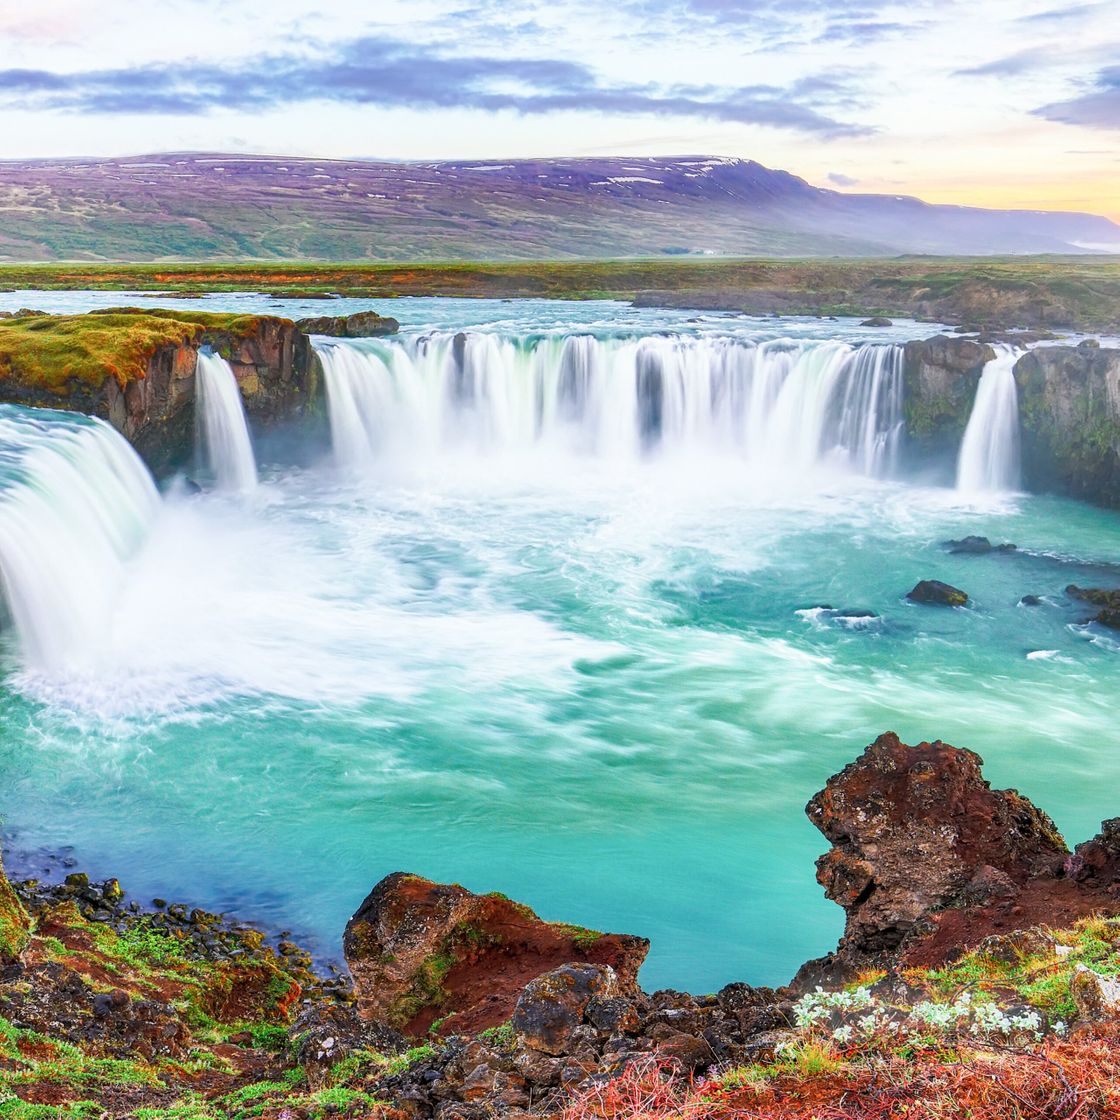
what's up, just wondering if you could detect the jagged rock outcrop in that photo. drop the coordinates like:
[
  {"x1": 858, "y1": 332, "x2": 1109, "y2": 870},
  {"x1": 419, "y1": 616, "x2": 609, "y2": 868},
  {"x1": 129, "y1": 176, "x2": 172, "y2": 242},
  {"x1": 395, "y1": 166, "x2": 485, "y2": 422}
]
[
  {"x1": 296, "y1": 311, "x2": 400, "y2": 337},
  {"x1": 343, "y1": 872, "x2": 649, "y2": 1037},
  {"x1": 902, "y1": 336, "x2": 993, "y2": 458},
  {"x1": 1014, "y1": 345, "x2": 1120, "y2": 506},
  {"x1": 805, "y1": 733, "x2": 1069, "y2": 967}
]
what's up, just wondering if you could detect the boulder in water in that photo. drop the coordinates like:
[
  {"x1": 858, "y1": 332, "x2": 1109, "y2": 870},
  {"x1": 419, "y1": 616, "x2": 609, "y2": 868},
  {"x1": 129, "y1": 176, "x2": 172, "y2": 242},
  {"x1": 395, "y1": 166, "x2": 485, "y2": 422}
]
[
  {"x1": 906, "y1": 579, "x2": 968, "y2": 606},
  {"x1": 1066, "y1": 585, "x2": 1120, "y2": 629},
  {"x1": 1019, "y1": 594, "x2": 1043, "y2": 607},
  {"x1": 343, "y1": 872, "x2": 648, "y2": 1038},
  {"x1": 861, "y1": 317, "x2": 893, "y2": 327},
  {"x1": 296, "y1": 311, "x2": 399, "y2": 337},
  {"x1": 944, "y1": 536, "x2": 1017, "y2": 555}
]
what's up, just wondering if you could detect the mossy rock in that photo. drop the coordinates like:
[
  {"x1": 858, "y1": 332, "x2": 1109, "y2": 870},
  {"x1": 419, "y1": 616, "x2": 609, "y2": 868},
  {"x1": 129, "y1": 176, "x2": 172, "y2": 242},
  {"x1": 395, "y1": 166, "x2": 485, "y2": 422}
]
[{"x1": 0, "y1": 851, "x2": 31, "y2": 964}]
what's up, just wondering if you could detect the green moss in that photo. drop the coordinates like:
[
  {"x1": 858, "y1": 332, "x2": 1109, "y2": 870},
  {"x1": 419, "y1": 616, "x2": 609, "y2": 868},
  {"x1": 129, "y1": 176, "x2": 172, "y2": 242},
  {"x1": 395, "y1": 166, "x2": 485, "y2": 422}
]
[
  {"x1": 246, "y1": 1024, "x2": 289, "y2": 1053},
  {"x1": 382, "y1": 1044, "x2": 436, "y2": 1076},
  {"x1": 478, "y1": 1022, "x2": 515, "y2": 1050},
  {"x1": 904, "y1": 391, "x2": 970, "y2": 442},
  {"x1": 308, "y1": 1086, "x2": 381, "y2": 1118},
  {"x1": 0, "y1": 1099, "x2": 105, "y2": 1119},
  {"x1": 0, "y1": 853, "x2": 30, "y2": 964},
  {"x1": 386, "y1": 951, "x2": 456, "y2": 1028},
  {"x1": 0, "y1": 309, "x2": 282, "y2": 400},
  {"x1": 0, "y1": 313, "x2": 201, "y2": 395},
  {"x1": 918, "y1": 916, "x2": 1120, "y2": 1022},
  {"x1": 553, "y1": 922, "x2": 604, "y2": 949}
]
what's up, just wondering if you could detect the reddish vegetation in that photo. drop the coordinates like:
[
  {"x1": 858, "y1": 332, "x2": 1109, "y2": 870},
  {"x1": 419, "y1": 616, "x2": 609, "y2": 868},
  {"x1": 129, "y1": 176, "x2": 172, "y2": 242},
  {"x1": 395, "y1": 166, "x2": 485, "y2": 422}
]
[{"x1": 559, "y1": 1031, "x2": 1120, "y2": 1120}]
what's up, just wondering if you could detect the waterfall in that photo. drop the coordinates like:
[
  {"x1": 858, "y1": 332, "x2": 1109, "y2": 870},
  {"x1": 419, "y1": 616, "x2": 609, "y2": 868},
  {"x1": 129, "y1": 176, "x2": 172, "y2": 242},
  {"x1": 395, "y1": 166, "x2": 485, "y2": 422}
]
[
  {"x1": 957, "y1": 347, "x2": 1022, "y2": 493},
  {"x1": 195, "y1": 352, "x2": 258, "y2": 492},
  {"x1": 0, "y1": 406, "x2": 160, "y2": 670},
  {"x1": 315, "y1": 333, "x2": 906, "y2": 478}
]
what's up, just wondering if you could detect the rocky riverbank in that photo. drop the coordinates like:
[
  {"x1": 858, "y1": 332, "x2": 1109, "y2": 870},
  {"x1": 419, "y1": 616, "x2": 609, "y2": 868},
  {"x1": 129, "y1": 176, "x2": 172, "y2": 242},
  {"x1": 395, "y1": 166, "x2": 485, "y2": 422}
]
[{"x1": 2, "y1": 734, "x2": 1119, "y2": 1118}]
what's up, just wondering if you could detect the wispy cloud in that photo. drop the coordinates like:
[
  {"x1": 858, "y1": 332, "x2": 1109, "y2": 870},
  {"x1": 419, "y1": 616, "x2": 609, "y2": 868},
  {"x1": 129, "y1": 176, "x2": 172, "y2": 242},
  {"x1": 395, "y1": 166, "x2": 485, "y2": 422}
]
[
  {"x1": 1034, "y1": 66, "x2": 1120, "y2": 130},
  {"x1": 0, "y1": 37, "x2": 870, "y2": 136},
  {"x1": 815, "y1": 20, "x2": 913, "y2": 45},
  {"x1": 1018, "y1": 3, "x2": 1105, "y2": 23},
  {"x1": 827, "y1": 171, "x2": 859, "y2": 186},
  {"x1": 956, "y1": 47, "x2": 1050, "y2": 77}
]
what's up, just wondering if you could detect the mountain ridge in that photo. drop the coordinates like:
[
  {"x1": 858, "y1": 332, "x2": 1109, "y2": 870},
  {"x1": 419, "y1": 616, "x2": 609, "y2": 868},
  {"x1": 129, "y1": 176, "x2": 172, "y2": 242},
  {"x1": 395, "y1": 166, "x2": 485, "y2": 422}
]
[{"x1": 0, "y1": 152, "x2": 1116, "y2": 261}]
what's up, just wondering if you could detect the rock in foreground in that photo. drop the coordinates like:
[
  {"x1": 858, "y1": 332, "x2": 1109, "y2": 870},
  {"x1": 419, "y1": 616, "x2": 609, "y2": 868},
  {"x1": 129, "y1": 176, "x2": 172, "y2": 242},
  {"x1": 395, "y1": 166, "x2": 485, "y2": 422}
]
[
  {"x1": 807, "y1": 732, "x2": 1069, "y2": 969},
  {"x1": 343, "y1": 872, "x2": 649, "y2": 1037}
]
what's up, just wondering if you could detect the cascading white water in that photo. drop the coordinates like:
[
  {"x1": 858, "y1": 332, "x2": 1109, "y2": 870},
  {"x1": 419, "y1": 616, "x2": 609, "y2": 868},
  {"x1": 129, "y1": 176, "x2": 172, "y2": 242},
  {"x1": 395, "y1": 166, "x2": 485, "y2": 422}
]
[
  {"x1": 195, "y1": 352, "x2": 258, "y2": 492},
  {"x1": 315, "y1": 333, "x2": 906, "y2": 479},
  {"x1": 957, "y1": 347, "x2": 1022, "y2": 493},
  {"x1": 0, "y1": 406, "x2": 160, "y2": 670}
]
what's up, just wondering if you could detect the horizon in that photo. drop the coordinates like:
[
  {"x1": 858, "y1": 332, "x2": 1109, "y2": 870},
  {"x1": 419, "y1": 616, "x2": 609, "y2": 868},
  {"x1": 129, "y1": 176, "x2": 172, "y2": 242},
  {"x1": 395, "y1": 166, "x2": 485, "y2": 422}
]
[
  {"x1": 5, "y1": 148, "x2": 1119, "y2": 230},
  {"x1": 0, "y1": 0, "x2": 1116, "y2": 222}
]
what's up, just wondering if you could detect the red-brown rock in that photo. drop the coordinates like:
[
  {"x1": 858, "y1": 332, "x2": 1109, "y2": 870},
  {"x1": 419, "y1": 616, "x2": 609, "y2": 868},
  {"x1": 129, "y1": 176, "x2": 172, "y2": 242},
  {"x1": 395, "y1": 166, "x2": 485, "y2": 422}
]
[
  {"x1": 1071, "y1": 819, "x2": 1120, "y2": 888},
  {"x1": 806, "y1": 732, "x2": 1068, "y2": 959},
  {"x1": 343, "y1": 873, "x2": 649, "y2": 1038}
]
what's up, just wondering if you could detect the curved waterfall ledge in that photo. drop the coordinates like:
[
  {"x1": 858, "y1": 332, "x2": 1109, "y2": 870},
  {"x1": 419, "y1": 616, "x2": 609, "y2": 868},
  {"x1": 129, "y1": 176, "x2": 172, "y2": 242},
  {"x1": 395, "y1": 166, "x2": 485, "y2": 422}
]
[
  {"x1": 0, "y1": 406, "x2": 159, "y2": 670},
  {"x1": 315, "y1": 333, "x2": 907, "y2": 479},
  {"x1": 0, "y1": 307, "x2": 1118, "y2": 506}
]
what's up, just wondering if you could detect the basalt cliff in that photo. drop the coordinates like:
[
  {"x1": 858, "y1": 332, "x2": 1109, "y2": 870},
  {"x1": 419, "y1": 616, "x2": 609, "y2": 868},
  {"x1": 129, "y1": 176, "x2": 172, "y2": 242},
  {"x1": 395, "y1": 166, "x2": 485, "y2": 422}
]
[
  {"x1": 0, "y1": 309, "x2": 397, "y2": 473},
  {"x1": 1, "y1": 734, "x2": 1119, "y2": 1118}
]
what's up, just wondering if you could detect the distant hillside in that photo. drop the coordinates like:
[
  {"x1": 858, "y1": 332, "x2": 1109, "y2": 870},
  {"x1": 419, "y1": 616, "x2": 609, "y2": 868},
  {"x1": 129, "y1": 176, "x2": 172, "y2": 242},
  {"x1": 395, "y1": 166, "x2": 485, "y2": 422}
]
[{"x1": 0, "y1": 153, "x2": 1116, "y2": 261}]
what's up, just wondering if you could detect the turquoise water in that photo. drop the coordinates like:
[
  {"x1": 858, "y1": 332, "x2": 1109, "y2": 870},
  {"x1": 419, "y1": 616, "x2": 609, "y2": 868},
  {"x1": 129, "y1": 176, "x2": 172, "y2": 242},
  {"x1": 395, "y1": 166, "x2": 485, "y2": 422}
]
[{"x1": 1, "y1": 297, "x2": 1119, "y2": 992}]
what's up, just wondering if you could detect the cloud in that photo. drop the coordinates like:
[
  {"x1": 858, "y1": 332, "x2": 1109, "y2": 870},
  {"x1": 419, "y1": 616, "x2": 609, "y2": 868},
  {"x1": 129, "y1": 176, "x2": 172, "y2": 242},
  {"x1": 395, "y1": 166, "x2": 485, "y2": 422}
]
[
  {"x1": 827, "y1": 171, "x2": 859, "y2": 186},
  {"x1": 1018, "y1": 3, "x2": 1105, "y2": 23},
  {"x1": 956, "y1": 42, "x2": 1120, "y2": 79},
  {"x1": 815, "y1": 20, "x2": 912, "y2": 44},
  {"x1": 955, "y1": 47, "x2": 1050, "y2": 77},
  {"x1": 0, "y1": 37, "x2": 870, "y2": 136},
  {"x1": 1034, "y1": 66, "x2": 1120, "y2": 130}
]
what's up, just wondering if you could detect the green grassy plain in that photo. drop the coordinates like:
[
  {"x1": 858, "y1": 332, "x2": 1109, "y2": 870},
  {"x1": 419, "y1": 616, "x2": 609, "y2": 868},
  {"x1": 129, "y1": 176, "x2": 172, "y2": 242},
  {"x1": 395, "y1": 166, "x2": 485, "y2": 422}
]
[{"x1": 3, "y1": 257, "x2": 1117, "y2": 331}]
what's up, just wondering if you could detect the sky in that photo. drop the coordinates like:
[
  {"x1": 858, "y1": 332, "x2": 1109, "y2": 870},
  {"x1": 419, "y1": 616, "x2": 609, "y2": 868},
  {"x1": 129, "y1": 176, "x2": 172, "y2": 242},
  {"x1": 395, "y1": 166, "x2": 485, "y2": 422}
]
[{"x1": 0, "y1": 0, "x2": 1116, "y2": 219}]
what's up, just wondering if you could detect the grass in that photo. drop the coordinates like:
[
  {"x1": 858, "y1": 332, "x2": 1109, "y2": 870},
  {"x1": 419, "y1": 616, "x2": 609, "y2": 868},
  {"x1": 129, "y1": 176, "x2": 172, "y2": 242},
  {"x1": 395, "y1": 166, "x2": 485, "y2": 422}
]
[
  {"x1": 0, "y1": 310, "x2": 277, "y2": 396},
  {"x1": 4, "y1": 848, "x2": 1120, "y2": 1120},
  {"x1": 919, "y1": 914, "x2": 1120, "y2": 1021},
  {"x1": 0, "y1": 853, "x2": 30, "y2": 963},
  {"x1": 0, "y1": 257, "x2": 1118, "y2": 329}
]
